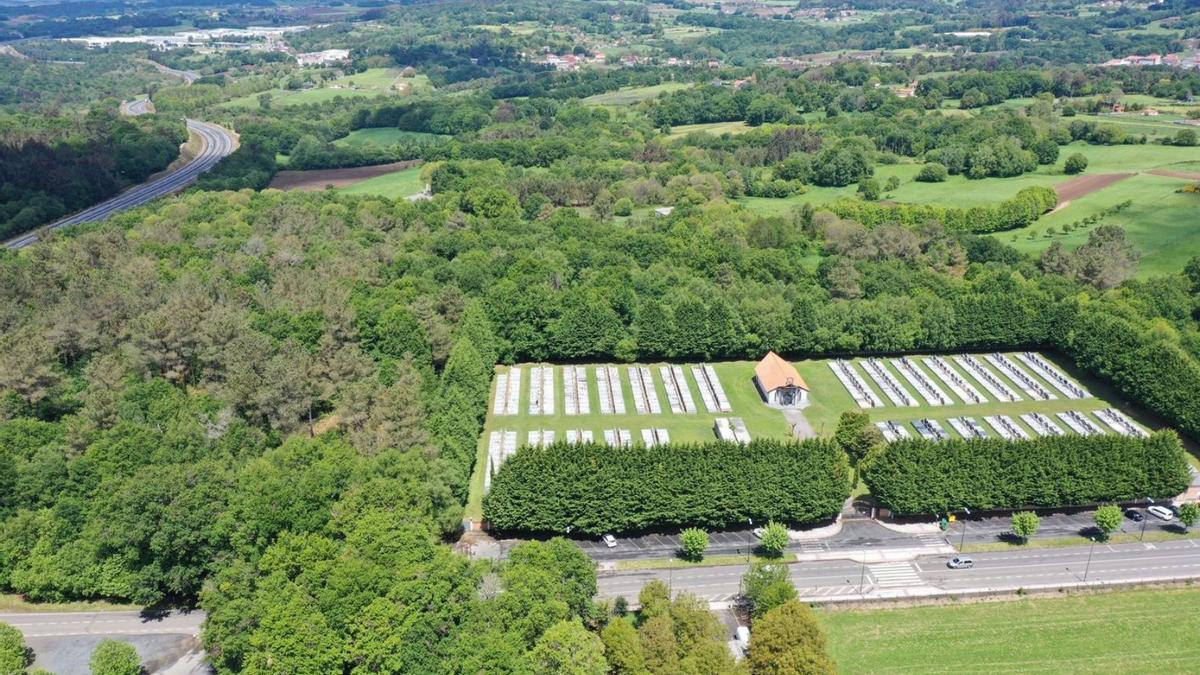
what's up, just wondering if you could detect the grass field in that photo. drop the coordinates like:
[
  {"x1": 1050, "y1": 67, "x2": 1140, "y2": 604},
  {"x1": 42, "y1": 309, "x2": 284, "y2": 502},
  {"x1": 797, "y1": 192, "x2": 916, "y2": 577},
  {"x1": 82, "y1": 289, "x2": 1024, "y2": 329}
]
[
  {"x1": 820, "y1": 587, "x2": 1200, "y2": 674},
  {"x1": 735, "y1": 141, "x2": 1200, "y2": 276},
  {"x1": 997, "y1": 174, "x2": 1200, "y2": 278},
  {"x1": 220, "y1": 68, "x2": 430, "y2": 109},
  {"x1": 667, "y1": 120, "x2": 752, "y2": 137},
  {"x1": 336, "y1": 166, "x2": 424, "y2": 199},
  {"x1": 583, "y1": 82, "x2": 691, "y2": 106},
  {"x1": 332, "y1": 127, "x2": 447, "y2": 148}
]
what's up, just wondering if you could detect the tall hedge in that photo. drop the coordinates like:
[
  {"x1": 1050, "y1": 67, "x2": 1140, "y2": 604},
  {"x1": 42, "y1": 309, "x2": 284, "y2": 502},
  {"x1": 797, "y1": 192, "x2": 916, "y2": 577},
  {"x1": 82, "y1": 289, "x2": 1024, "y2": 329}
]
[
  {"x1": 484, "y1": 439, "x2": 852, "y2": 534},
  {"x1": 1057, "y1": 308, "x2": 1200, "y2": 440},
  {"x1": 862, "y1": 432, "x2": 1192, "y2": 515}
]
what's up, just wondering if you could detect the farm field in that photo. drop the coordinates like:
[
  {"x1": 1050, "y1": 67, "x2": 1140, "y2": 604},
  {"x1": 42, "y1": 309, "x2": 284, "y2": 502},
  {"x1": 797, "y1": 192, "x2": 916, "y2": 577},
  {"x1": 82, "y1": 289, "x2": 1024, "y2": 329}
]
[
  {"x1": 667, "y1": 120, "x2": 752, "y2": 137},
  {"x1": 220, "y1": 68, "x2": 430, "y2": 109},
  {"x1": 337, "y1": 166, "x2": 425, "y2": 199},
  {"x1": 332, "y1": 127, "x2": 447, "y2": 148},
  {"x1": 582, "y1": 82, "x2": 691, "y2": 106},
  {"x1": 820, "y1": 587, "x2": 1200, "y2": 674}
]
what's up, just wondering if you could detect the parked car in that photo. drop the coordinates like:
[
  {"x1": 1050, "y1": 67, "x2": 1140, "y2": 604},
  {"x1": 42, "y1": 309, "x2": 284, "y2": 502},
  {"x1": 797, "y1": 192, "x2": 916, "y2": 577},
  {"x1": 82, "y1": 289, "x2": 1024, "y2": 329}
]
[
  {"x1": 735, "y1": 626, "x2": 751, "y2": 651},
  {"x1": 947, "y1": 556, "x2": 974, "y2": 569},
  {"x1": 1125, "y1": 508, "x2": 1144, "y2": 522},
  {"x1": 751, "y1": 527, "x2": 765, "y2": 539},
  {"x1": 1147, "y1": 505, "x2": 1174, "y2": 521},
  {"x1": 602, "y1": 534, "x2": 618, "y2": 548}
]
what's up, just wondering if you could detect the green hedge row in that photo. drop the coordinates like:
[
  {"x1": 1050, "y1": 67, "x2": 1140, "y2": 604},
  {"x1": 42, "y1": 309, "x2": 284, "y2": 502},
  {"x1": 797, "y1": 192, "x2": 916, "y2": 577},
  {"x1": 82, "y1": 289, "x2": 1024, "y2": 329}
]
[
  {"x1": 1057, "y1": 308, "x2": 1200, "y2": 441},
  {"x1": 483, "y1": 439, "x2": 852, "y2": 534},
  {"x1": 862, "y1": 432, "x2": 1192, "y2": 515},
  {"x1": 827, "y1": 186, "x2": 1057, "y2": 234}
]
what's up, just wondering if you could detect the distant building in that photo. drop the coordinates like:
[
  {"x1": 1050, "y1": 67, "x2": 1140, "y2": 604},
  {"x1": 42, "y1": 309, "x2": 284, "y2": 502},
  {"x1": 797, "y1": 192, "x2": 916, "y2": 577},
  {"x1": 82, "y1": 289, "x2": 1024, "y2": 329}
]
[
  {"x1": 754, "y1": 351, "x2": 808, "y2": 408},
  {"x1": 653, "y1": 206, "x2": 674, "y2": 217},
  {"x1": 296, "y1": 49, "x2": 350, "y2": 67}
]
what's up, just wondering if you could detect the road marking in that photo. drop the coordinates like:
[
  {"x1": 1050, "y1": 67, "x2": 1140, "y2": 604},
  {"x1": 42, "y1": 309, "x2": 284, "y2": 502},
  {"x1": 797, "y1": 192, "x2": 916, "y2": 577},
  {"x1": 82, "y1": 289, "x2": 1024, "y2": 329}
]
[{"x1": 869, "y1": 562, "x2": 923, "y2": 588}]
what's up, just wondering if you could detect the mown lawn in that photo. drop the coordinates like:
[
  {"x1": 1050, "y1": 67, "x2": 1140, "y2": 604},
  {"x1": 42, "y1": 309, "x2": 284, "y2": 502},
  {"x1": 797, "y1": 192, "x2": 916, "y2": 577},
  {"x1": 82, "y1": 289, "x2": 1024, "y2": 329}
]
[
  {"x1": 820, "y1": 587, "x2": 1200, "y2": 674},
  {"x1": 337, "y1": 166, "x2": 425, "y2": 199}
]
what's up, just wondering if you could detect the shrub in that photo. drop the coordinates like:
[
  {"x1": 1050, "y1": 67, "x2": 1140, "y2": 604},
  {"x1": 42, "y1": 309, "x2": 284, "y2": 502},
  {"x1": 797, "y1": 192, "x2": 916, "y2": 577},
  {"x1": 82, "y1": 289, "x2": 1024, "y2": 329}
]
[
  {"x1": 1011, "y1": 511, "x2": 1040, "y2": 542},
  {"x1": 0, "y1": 623, "x2": 31, "y2": 674},
  {"x1": 1094, "y1": 504, "x2": 1122, "y2": 539},
  {"x1": 485, "y1": 439, "x2": 852, "y2": 534},
  {"x1": 91, "y1": 640, "x2": 142, "y2": 675},
  {"x1": 862, "y1": 432, "x2": 1191, "y2": 515},
  {"x1": 1064, "y1": 153, "x2": 1088, "y2": 175},
  {"x1": 916, "y1": 162, "x2": 948, "y2": 182},
  {"x1": 613, "y1": 197, "x2": 634, "y2": 217},
  {"x1": 758, "y1": 521, "x2": 790, "y2": 557},
  {"x1": 680, "y1": 528, "x2": 709, "y2": 561}
]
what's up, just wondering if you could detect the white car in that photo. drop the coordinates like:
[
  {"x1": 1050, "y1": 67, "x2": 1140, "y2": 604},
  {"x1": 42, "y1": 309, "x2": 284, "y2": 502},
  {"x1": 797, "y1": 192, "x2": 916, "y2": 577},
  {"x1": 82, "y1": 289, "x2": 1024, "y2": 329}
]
[
  {"x1": 602, "y1": 534, "x2": 618, "y2": 548},
  {"x1": 1147, "y1": 505, "x2": 1174, "y2": 521},
  {"x1": 751, "y1": 527, "x2": 765, "y2": 539}
]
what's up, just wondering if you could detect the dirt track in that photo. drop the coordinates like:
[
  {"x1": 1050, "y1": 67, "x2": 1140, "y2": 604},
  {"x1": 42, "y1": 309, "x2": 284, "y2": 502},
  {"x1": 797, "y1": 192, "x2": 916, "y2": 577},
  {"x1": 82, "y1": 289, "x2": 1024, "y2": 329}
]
[
  {"x1": 1147, "y1": 168, "x2": 1200, "y2": 181},
  {"x1": 1053, "y1": 172, "x2": 1135, "y2": 202},
  {"x1": 269, "y1": 160, "x2": 421, "y2": 191}
]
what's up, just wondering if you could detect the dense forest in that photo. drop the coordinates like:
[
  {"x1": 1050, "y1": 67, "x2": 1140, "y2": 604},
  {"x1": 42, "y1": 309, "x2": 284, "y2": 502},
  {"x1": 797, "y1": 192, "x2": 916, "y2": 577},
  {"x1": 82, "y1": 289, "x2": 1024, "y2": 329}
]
[{"x1": 0, "y1": 109, "x2": 185, "y2": 238}]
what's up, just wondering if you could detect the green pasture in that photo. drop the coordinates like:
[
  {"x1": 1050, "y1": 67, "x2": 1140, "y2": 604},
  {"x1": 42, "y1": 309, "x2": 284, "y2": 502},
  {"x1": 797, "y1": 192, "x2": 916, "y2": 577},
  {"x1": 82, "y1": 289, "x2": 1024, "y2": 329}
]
[
  {"x1": 337, "y1": 166, "x2": 425, "y2": 199},
  {"x1": 661, "y1": 25, "x2": 722, "y2": 41},
  {"x1": 220, "y1": 68, "x2": 430, "y2": 109},
  {"x1": 583, "y1": 82, "x2": 692, "y2": 106},
  {"x1": 820, "y1": 587, "x2": 1200, "y2": 674},
  {"x1": 332, "y1": 127, "x2": 447, "y2": 148}
]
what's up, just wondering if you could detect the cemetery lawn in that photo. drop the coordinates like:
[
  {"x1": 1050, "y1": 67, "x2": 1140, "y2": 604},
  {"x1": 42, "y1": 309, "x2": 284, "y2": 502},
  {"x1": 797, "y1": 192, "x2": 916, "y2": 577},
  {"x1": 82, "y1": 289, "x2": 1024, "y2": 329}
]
[
  {"x1": 466, "y1": 360, "x2": 795, "y2": 520},
  {"x1": 819, "y1": 587, "x2": 1200, "y2": 674},
  {"x1": 796, "y1": 352, "x2": 1149, "y2": 440}
]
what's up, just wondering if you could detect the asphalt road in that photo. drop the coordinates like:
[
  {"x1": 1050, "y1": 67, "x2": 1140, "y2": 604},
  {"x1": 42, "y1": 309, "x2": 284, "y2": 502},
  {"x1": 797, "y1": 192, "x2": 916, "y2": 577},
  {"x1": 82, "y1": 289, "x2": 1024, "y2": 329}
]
[
  {"x1": 122, "y1": 97, "x2": 156, "y2": 116},
  {"x1": 0, "y1": 610, "x2": 204, "y2": 638},
  {"x1": 598, "y1": 538, "x2": 1200, "y2": 603},
  {"x1": 4, "y1": 119, "x2": 236, "y2": 250}
]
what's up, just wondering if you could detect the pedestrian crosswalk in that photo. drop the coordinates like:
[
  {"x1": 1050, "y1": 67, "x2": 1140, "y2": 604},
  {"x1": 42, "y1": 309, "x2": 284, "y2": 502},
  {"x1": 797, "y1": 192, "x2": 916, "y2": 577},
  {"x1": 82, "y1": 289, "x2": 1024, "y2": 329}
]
[
  {"x1": 869, "y1": 562, "x2": 923, "y2": 588},
  {"x1": 917, "y1": 533, "x2": 946, "y2": 547}
]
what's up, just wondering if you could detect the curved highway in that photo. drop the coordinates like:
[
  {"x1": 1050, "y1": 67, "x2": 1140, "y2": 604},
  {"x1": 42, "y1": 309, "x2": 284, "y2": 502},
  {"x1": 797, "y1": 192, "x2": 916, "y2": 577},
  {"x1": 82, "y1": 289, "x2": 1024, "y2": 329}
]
[{"x1": 5, "y1": 119, "x2": 237, "y2": 249}]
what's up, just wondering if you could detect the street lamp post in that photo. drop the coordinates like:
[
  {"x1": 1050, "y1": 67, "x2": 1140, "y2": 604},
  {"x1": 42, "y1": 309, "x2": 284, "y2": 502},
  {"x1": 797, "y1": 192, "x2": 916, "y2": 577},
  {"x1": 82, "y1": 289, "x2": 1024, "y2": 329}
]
[
  {"x1": 1083, "y1": 536, "x2": 1097, "y2": 582},
  {"x1": 1140, "y1": 498, "x2": 1153, "y2": 542},
  {"x1": 958, "y1": 508, "x2": 971, "y2": 551},
  {"x1": 858, "y1": 557, "x2": 867, "y2": 595}
]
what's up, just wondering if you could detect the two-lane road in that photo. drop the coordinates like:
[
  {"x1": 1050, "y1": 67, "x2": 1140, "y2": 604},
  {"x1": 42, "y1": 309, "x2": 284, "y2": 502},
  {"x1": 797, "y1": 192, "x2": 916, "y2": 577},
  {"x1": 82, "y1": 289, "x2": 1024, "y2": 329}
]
[
  {"x1": 0, "y1": 610, "x2": 204, "y2": 638},
  {"x1": 4, "y1": 119, "x2": 237, "y2": 249},
  {"x1": 598, "y1": 539, "x2": 1200, "y2": 603}
]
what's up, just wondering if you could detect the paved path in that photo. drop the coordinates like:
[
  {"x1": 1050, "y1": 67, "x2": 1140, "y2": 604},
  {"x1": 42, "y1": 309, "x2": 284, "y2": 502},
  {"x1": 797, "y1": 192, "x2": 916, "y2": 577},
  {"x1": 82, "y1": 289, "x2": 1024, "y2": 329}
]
[
  {"x1": 4, "y1": 119, "x2": 236, "y2": 249},
  {"x1": 598, "y1": 538, "x2": 1200, "y2": 604}
]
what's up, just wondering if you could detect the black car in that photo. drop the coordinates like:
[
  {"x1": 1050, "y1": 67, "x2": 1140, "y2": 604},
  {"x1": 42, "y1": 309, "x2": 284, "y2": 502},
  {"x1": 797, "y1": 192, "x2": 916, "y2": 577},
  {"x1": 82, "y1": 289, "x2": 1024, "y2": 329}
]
[{"x1": 1125, "y1": 508, "x2": 1144, "y2": 522}]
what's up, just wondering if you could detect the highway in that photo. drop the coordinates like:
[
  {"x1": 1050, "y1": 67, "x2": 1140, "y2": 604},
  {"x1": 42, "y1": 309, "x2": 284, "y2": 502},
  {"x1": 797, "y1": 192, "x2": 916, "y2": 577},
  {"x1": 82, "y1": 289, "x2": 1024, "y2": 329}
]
[
  {"x1": 0, "y1": 610, "x2": 204, "y2": 638},
  {"x1": 598, "y1": 538, "x2": 1200, "y2": 604},
  {"x1": 121, "y1": 97, "x2": 156, "y2": 116},
  {"x1": 4, "y1": 119, "x2": 236, "y2": 250}
]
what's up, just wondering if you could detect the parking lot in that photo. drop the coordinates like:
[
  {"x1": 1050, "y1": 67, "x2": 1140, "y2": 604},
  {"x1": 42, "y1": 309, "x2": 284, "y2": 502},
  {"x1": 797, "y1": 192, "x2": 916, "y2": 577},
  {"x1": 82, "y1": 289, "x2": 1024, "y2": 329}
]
[{"x1": 951, "y1": 506, "x2": 1188, "y2": 546}]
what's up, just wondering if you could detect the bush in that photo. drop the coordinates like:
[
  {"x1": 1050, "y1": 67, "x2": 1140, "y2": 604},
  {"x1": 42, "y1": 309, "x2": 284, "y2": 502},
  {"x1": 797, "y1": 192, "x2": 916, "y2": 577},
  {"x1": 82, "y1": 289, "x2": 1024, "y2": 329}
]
[
  {"x1": 90, "y1": 640, "x2": 142, "y2": 675},
  {"x1": 680, "y1": 527, "x2": 709, "y2": 561},
  {"x1": 485, "y1": 439, "x2": 852, "y2": 534},
  {"x1": 1094, "y1": 504, "x2": 1122, "y2": 539},
  {"x1": 613, "y1": 197, "x2": 634, "y2": 217},
  {"x1": 857, "y1": 177, "x2": 881, "y2": 201},
  {"x1": 862, "y1": 432, "x2": 1191, "y2": 515},
  {"x1": 742, "y1": 562, "x2": 797, "y2": 618},
  {"x1": 0, "y1": 622, "x2": 31, "y2": 674},
  {"x1": 1064, "y1": 153, "x2": 1088, "y2": 175},
  {"x1": 1010, "y1": 511, "x2": 1040, "y2": 542},
  {"x1": 916, "y1": 162, "x2": 945, "y2": 182},
  {"x1": 759, "y1": 521, "x2": 790, "y2": 557}
]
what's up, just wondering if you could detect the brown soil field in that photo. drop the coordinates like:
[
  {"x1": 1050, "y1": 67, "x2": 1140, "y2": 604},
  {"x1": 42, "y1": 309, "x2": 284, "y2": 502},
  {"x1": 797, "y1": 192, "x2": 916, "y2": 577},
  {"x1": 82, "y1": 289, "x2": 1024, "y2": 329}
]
[
  {"x1": 269, "y1": 160, "x2": 421, "y2": 191},
  {"x1": 1053, "y1": 172, "x2": 1135, "y2": 202}
]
